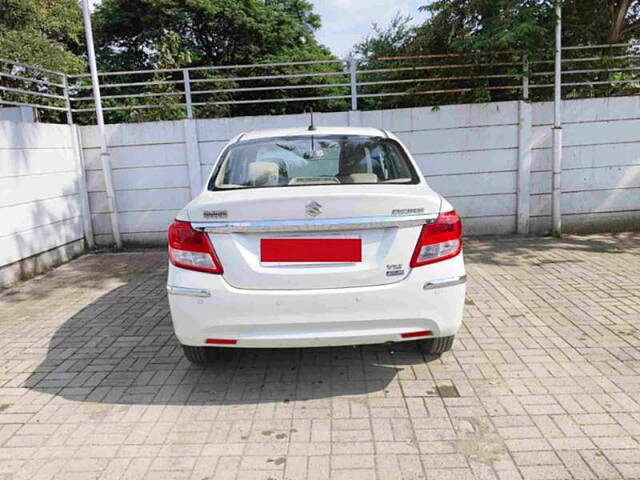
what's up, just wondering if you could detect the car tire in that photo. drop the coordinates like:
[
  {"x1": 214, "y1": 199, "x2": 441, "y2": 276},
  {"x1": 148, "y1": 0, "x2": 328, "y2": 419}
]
[
  {"x1": 417, "y1": 336, "x2": 454, "y2": 355},
  {"x1": 182, "y1": 345, "x2": 214, "y2": 364}
]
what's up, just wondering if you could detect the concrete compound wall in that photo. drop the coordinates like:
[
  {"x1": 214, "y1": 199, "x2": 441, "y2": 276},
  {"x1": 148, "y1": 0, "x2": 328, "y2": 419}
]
[
  {"x1": 0, "y1": 121, "x2": 92, "y2": 287},
  {"x1": 530, "y1": 97, "x2": 640, "y2": 233},
  {"x1": 1, "y1": 94, "x2": 637, "y2": 264},
  {"x1": 78, "y1": 95, "x2": 640, "y2": 245}
]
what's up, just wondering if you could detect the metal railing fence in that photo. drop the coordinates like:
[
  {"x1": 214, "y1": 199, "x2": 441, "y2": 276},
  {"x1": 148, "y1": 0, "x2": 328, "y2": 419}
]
[
  {"x1": 0, "y1": 43, "x2": 638, "y2": 124},
  {"x1": 0, "y1": 58, "x2": 73, "y2": 122}
]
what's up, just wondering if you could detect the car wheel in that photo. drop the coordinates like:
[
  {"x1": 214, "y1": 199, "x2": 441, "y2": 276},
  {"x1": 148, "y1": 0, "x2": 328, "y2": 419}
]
[
  {"x1": 417, "y1": 336, "x2": 454, "y2": 355},
  {"x1": 182, "y1": 345, "x2": 216, "y2": 364}
]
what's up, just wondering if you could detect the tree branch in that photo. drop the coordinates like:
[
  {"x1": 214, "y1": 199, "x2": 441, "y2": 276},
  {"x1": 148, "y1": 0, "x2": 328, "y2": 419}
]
[
  {"x1": 608, "y1": 0, "x2": 632, "y2": 44},
  {"x1": 620, "y1": 16, "x2": 640, "y2": 34}
]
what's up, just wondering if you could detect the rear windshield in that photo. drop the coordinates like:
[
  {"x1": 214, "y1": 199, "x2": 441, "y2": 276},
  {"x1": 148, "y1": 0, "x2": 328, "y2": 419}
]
[{"x1": 209, "y1": 135, "x2": 420, "y2": 190}]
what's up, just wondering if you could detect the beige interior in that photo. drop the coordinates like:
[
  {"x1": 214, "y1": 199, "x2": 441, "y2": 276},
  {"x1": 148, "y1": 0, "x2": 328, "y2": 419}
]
[
  {"x1": 342, "y1": 173, "x2": 379, "y2": 184},
  {"x1": 248, "y1": 161, "x2": 280, "y2": 186}
]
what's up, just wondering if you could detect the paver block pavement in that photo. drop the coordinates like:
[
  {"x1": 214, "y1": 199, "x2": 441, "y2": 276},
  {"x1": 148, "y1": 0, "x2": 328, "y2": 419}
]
[{"x1": 0, "y1": 234, "x2": 639, "y2": 479}]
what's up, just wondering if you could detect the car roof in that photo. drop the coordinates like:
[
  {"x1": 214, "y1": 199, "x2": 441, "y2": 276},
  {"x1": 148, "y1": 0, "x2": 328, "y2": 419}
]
[{"x1": 235, "y1": 126, "x2": 392, "y2": 142}]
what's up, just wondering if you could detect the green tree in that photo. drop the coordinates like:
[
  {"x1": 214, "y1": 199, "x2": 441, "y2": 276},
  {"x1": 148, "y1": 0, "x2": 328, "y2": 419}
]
[
  {"x1": 90, "y1": 0, "x2": 339, "y2": 119},
  {"x1": 412, "y1": 1, "x2": 555, "y2": 55},
  {"x1": 353, "y1": 1, "x2": 640, "y2": 109},
  {"x1": 93, "y1": 0, "x2": 328, "y2": 70},
  {"x1": 352, "y1": 14, "x2": 419, "y2": 110},
  {"x1": 0, "y1": 0, "x2": 85, "y2": 73},
  {"x1": 354, "y1": 13, "x2": 415, "y2": 60},
  {"x1": 413, "y1": 1, "x2": 640, "y2": 101},
  {"x1": 0, "y1": 0, "x2": 85, "y2": 122},
  {"x1": 606, "y1": 0, "x2": 640, "y2": 43},
  {"x1": 415, "y1": 1, "x2": 640, "y2": 55}
]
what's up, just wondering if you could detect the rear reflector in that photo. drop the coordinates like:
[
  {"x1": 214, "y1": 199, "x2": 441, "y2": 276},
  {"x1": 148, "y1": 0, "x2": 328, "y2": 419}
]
[
  {"x1": 205, "y1": 338, "x2": 237, "y2": 345},
  {"x1": 261, "y1": 238, "x2": 362, "y2": 263},
  {"x1": 401, "y1": 330, "x2": 433, "y2": 339}
]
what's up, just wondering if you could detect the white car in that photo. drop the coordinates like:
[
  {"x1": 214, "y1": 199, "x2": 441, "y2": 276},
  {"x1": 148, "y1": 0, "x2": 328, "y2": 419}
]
[{"x1": 167, "y1": 126, "x2": 466, "y2": 364}]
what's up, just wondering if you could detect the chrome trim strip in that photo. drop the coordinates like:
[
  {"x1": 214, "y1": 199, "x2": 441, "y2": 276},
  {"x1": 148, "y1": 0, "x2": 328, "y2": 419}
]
[
  {"x1": 423, "y1": 274, "x2": 467, "y2": 290},
  {"x1": 193, "y1": 214, "x2": 437, "y2": 233},
  {"x1": 167, "y1": 285, "x2": 211, "y2": 297}
]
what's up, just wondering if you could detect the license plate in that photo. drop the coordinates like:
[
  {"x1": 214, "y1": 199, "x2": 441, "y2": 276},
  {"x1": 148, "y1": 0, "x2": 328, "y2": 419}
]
[{"x1": 260, "y1": 238, "x2": 362, "y2": 263}]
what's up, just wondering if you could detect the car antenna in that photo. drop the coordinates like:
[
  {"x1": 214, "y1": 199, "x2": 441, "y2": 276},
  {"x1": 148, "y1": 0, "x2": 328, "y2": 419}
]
[{"x1": 307, "y1": 107, "x2": 316, "y2": 131}]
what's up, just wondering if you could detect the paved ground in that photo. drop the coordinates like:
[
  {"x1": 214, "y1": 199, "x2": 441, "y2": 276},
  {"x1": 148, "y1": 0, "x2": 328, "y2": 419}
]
[{"x1": 0, "y1": 234, "x2": 639, "y2": 480}]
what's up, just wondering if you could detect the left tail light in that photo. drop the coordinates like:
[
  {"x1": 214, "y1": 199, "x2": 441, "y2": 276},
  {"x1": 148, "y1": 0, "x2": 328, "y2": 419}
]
[
  {"x1": 168, "y1": 220, "x2": 223, "y2": 274},
  {"x1": 410, "y1": 210, "x2": 462, "y2": 267}
]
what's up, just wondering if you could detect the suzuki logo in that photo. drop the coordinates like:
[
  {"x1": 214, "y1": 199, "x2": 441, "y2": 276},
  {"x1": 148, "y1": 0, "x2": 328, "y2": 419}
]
[{"x1": 305, "y1": 201, "x2": 322, "y2": 217}]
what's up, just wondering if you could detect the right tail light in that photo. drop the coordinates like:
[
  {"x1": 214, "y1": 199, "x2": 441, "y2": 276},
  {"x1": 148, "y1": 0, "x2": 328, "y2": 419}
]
[{"x1": 410, "y1": 210, "x2": 462, "y2": 267}]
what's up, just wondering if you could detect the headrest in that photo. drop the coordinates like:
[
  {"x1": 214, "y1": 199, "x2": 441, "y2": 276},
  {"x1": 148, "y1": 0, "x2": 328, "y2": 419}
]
[{"x1": 248, "y1": 161, "x2": 280, "y2": 186}]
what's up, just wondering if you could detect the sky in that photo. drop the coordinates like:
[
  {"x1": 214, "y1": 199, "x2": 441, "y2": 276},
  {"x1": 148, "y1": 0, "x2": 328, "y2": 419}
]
[
  {"x1": 310, "y1": 0, "x2": 429, "y2": 57},
  {"x1": 89, "y1": 0, "x2": 429, "y2": 58}
]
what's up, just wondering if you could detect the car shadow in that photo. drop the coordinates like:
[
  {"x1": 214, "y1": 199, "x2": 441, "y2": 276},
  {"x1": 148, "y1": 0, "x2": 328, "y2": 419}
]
[
  {"x1": 21, "y1": 258, "x2": 440, "y2": 406},
  {"x1": 463, "y1": 232, "x2": 637, "y2": 267}
]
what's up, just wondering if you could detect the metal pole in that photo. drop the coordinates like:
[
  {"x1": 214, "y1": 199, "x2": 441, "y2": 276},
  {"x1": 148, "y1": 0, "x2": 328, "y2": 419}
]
[
  {"x1": 349, "y1": 56, "x2": 358, "y2": 111},
  {"x1": 522, "y1": 53, "x2": 529, "y2": 101},
  {"x1": 552, "y1": 1, "x2": 562, "y2": 237},
  {"x1": 62, "y1": 74, "x2": 73, "y2": 124},
  {"x1": 71, "y1": 124, "x2": 95, "y2": 249},
  {"x1": 81, "y1": 0, "x2": 122, "y2": 248},
  {"x1": 183, "y1": 69, "x2": 193, "y2": 119}
]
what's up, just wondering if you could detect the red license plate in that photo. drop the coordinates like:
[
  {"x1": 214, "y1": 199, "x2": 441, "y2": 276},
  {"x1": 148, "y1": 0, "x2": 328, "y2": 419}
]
[{"x1": 260, "y1": 238, "x2": 362, "y2": 263}]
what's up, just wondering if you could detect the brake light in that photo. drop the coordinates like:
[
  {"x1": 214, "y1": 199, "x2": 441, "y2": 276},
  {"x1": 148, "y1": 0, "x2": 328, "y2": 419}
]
[
  {"x1": 168, "y1": 220, "x2": 223, "y2": 274},
  {"x1": 410, "y1": 210, "x2": 462, "y2": 267}
]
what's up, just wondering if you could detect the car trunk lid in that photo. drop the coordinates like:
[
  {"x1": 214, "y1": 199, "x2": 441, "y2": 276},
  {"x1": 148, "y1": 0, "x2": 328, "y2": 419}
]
[{"x1": 187, "y1": 185, "x2": 441, "y2": 290}]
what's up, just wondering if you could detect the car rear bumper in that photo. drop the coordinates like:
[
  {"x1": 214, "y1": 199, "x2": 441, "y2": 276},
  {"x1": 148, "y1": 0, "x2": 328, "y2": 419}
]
[{"x1": 167, "y1": 255, "x2": 466, "y2": 348}]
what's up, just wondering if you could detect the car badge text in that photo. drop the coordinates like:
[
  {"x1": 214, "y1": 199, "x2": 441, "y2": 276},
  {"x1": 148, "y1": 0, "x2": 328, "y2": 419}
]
[
  {"x1": 203, "y1": 209, "x2": 228, "y2": 219},
  {"x1": 392, "y1": 208, "x2": 425, "y2": 216},
  {"x1": 386, "y1": 264, "x2": 405, "y2": 277}
]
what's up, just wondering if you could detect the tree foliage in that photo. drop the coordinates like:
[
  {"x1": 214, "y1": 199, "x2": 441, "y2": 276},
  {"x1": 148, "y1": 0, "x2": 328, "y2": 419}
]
[
  {"x1": 352, "y1": 1, "x2": 640, "y2": 109},
  {"x1": 353, "y1": 1, "x2": 640, "y2": 61},
  {"x1": 84, "y1": 0, "x2": 340, "y2": 120},
  {"x1": 0, "y1": 0, "x2": 85, "y2": 73},
  {"x1": 0, "y1": 0, "x2": 86, "y2": 123},
  {"x1": 354, "y1": 14, "x2": 415, "y2": 60},
  {"x1": 93, "y1": 0, "x2": 328, "y2": 70},
  {"x1": 413, "y1": 0, "x2": 640, "y2": 55},
  {"x1": 2, "y1": 0, "x2": 339, "y2": 122},
  {"x1": 413, "y1": 0, "x2": 556, "y2": 55}
]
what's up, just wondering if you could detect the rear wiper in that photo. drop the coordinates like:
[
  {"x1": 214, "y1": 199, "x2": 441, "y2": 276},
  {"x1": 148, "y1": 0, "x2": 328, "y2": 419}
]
[
  {"x1": 275, "y1": 142, "x2": 295, "y2": 151},
  {"x1": 275, "y1": 142, "x2": 306, "y2": 160}
]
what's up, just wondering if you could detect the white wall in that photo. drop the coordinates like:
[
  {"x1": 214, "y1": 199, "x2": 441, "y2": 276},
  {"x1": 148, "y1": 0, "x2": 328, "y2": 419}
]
[
  {"x1": 0, "y1": 121, "x2": 87, "y2": 285},
  {"x1": 81, "y1": 120, "x2": 191, "y2": 245},
  {"x1": 0, "y1": 106, "x2": 35, "y2": 123},
  {"x1": 530, "y1": 96, "x2": 640, "y2": 233},
  {"x1": 79, "y1": 96, "x2": 640, "y2": 244}
]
